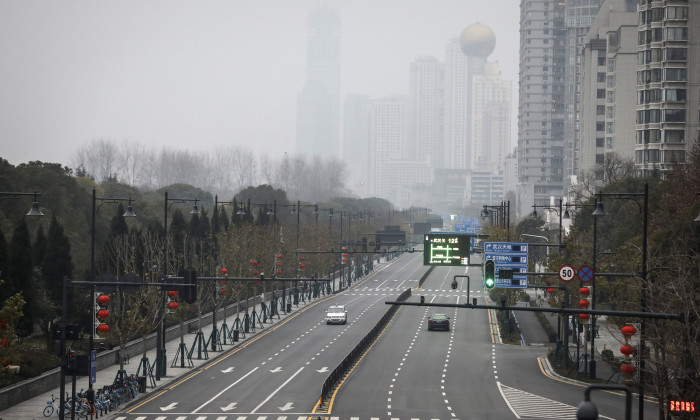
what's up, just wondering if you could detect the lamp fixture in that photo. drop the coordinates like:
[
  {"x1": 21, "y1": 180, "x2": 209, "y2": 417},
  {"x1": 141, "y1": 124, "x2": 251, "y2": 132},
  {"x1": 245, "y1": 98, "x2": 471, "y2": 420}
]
[
  {"x1": 123, "y1": 198, "x2": 137, "y2": 217},
  {"x1": 592, "y1": 201, "x2": 607, "y2": 217}
]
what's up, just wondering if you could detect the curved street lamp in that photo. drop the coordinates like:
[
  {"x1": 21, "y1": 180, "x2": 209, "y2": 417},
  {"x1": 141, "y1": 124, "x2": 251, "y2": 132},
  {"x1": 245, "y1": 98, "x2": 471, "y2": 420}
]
[{"x1": 0, "y1": 191, "x2": 45, "y2": 216}]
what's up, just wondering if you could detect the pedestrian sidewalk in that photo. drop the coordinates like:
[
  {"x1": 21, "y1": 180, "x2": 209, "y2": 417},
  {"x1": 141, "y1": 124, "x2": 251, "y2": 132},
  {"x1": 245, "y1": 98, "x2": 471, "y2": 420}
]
[
  {"x1": 0, "y1": 288, "x2": 335, "y2": 420},
  {"x1": 518, "y1": 289, "x2": 639, "y2": 383}
]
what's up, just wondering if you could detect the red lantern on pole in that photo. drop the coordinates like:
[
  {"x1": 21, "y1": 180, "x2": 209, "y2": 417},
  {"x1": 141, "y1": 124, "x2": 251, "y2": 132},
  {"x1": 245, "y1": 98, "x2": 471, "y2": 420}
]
[
  {"x1": 620, "y1": 344, "x2": 635, "y2": 356},
  {"x1": 277, "y1": 262, "x2": 282, "y2": 267},
  {"x1": 277, "y1": 254, "x2": 283, "y2": 259},
  {"x1": 220, "y1": 289, "x2": 226, "y2": 295},
  {"x1": 277, "y1": 270, "x2": 283, "y2": 275},
  {"x1": 220, "y1": 267, "x2": 228, "y2": 276},
  {"x1": 579, "y1": 287, "x2": 590, "y2": 296},
  {"x1": 299, "y1": 263, "x2": 305, "y2": 269},
  {"x1": 252, "y1": 270, "x2": 259, "y2": 276},
  {"x1": 620, "y1": 363, "x2": 635, "y2": 375},
  {"x1": 579, "y1": 313, "x2": 589, "y2": 321},
  {"x1": 579, "y1": 299, "x2": 589, "y2": 308},
  {"x1": 97, "y1": 294, "x2": 110, "y2": 305},
  {"x1": 168, "y1": 301, "x2": 178, "y2": 310},
  {"x1": 97, "y1": 309, "x2": 110, "y2": 319},
  {"x1": 621, "y1": 325, "x2": 637, "y2": 336},
  {"x1": 168, "y1": 290, "x2": 178, "y2": 298},
  {"x1": 547, "y1": 288, "x2": 556, "y2": 294},
  {"x1": 97, "y1": 324, "x2": 110, "y2": 333},
  {"x1": 252, "y1": 260, "x2": 258, "y2": 266}
]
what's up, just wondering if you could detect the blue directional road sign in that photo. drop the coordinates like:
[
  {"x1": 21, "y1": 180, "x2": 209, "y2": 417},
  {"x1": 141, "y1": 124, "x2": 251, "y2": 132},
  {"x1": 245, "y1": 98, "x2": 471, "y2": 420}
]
[
  {"x1": 483, "y1": 242, "x2": 529, "y2": 288},
  {"x1": 90, "y1": 349, "x2": 97, "y2": 384}
]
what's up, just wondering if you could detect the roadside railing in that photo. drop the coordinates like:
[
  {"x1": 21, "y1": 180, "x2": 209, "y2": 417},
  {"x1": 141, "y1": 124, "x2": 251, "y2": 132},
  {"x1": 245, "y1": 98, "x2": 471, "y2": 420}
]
[{"x1": 319, "y1": 287, "x2": 412, "y2": 406}]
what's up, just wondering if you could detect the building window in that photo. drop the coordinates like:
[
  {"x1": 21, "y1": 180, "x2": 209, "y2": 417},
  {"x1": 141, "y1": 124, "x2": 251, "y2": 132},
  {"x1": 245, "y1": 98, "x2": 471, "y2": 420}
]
[
  {"x1": 596, "y1": 154, "x2": 605, "y2": 164},
  {"x1": 666, "y1": 48, "x2": 688, "y2": 61},
  {"x1": 607, "y1": 75, "x2": 615, "y2": 88},
  {"x1": 646, "y1": 149, "x2": 660, "y2": 163},
  {"x1": 664, "y1": 150, "x2": 685, "y2": 163},
  {"x1": 596, "y1": 122, "x2": 605, "y2": 131},
  {"x1": 664, "y1": 130, "x2": 685, "y2": 143},
  {"x1": 596, "y1": 137, "x2": 604, "y2": 148},
  {"x1": 666, "y1": 6, "x2": 689, "y2": 20},
  {"x1": 664, "y1": 109, "x2": 686, "y2": 123},
  {"x1": 664, "y1": 89, "x2": 686, "y2": 102},
  {"x1": 597, "y1": 72, "x2": 606, "y2": 83},
  {"x1": 665, "y1": 27, "x2": 688, "y2": 41},
  {"x1": 597, "y1": 89, "x2": 606, "y2": 99},
  {"x1": 597, "y1": 105, "x2": 605, "y2": 116}
]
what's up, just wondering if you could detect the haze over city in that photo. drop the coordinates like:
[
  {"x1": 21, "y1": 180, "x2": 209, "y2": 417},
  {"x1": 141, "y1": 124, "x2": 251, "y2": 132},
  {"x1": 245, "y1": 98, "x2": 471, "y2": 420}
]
[{"x1": 0, "y1": 0, "x2": 519, "y2": 168}]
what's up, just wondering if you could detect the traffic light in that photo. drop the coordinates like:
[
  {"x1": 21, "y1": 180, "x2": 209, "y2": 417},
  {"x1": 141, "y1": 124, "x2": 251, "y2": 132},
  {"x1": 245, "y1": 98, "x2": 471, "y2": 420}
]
[
  {"x1": 66, "y1": 349, "x2": 75, "y2": 374},
  {"x1": 484, "y1": 259, "x2": 495, "y2": 289},
  {"x1": 183, "y1": 267, "x2": 197, "y2": 304}
]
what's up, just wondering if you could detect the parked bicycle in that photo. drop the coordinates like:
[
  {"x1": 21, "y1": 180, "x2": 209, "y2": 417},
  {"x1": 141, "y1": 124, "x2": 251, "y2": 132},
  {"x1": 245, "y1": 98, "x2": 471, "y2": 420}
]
[{"x1": 42, "y1": 394, "x2": 70, "y2": 417}]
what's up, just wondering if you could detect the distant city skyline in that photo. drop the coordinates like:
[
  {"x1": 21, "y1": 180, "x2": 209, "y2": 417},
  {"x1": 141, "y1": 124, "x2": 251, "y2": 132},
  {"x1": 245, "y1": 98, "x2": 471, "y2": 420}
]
[{"x1": 0, "y1": 1, "x2": 520, "y2": 167}]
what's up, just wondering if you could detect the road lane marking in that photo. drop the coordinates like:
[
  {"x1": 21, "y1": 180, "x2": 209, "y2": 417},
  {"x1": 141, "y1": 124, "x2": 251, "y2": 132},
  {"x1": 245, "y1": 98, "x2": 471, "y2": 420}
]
[
  {"x1": 192, "y1": 367, "x2": 259, "y2": 413},
  {"x1": 251, "y1": 366, "x2": 305, "y2": 413}
]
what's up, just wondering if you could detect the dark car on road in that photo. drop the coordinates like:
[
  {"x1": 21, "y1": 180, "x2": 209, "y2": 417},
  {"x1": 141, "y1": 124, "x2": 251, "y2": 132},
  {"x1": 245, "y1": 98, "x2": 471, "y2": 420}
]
[{"x1": 428, "y1": 313, "x2": 450, "y2": 331}]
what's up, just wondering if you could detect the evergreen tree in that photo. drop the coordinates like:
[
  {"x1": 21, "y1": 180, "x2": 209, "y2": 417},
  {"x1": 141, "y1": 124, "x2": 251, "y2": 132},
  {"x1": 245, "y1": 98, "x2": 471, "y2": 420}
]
[
  {"x1": 109, "y1": 203, "x2": 129, "y2": 237},
  {"x1": 0, "y1": 230, "x2": 8, "y2": 286},
  {"x1": 42, "y1": 215, "x2": 73, "y2": 303},
  {"x1": 33, "y1": 225, "x2": 47, "y2": 269},
  {"x1": 7, "y1": 219, "x2": 34, "y2": 336}
]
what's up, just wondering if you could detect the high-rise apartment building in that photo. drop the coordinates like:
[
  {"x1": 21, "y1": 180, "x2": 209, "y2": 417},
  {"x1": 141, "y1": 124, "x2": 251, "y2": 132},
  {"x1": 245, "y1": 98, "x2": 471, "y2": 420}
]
[
  {"x1": 409, "y1": 57, "x2": 445, "y2": 168},
  {"x1": 470, "y1": 61, "x2": 512, "y2": 171},
  {"x1": 367, "y1": 96, "x2": 409, "y2": 198},
  {"x1": 563, "y1": 0, "x2": 604, "y2": 184},
  {"x1": 342, "y1": 94, "x2": 371, "y2": 196},
  {"x1": 443, "y1": 38, "x2": 471, "y2": 171},
  {"x1": 296, "y1": 5, "x2": 341, "y2": 159},
  {"x1": 518, "y1": 0, "x2": 567, "y2": 214},
  {"x1": 579, "y1": 0, "x2": 638, "y2": 178},
  {"x1": 635, "y1": 0, "x2": 700, "y2": 176}
]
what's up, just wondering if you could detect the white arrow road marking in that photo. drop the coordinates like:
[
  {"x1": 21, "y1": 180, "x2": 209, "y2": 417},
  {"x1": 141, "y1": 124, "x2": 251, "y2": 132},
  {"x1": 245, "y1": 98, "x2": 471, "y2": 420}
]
[
  {"x1": 221, "y1": 367, "x2": 235, "y2": 373},
  {"x1": 278, "y1": 402, "x2": 294, "y2": 411},
  {"x1": 251, "y1": 366, "x2": 305, "y2": 413},
  {"x1": 270, "y1": 366, "x2": 283, "y2": 373},
  {"x1": 192, "y1": 367, "x2": 259, "y2": 413},
  {"x1": 159, "y1": 402, "x2": 177, "y2": 411},
  {"x1": 316, "y1": 366, "x2": 329, "y2": 373},
  {"x1": 221, "y1": 402, "x2": 238, "y2": 411}
]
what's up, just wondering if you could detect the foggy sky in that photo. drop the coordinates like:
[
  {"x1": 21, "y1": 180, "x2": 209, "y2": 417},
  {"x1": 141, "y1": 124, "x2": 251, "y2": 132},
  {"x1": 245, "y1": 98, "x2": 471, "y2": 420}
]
[{"x1": 0, "y1": 0, "x2": 520, "y2": 167}]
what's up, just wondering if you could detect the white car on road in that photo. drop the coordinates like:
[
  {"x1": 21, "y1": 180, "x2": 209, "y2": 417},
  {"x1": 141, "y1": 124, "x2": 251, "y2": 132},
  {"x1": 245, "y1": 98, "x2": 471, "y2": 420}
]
[{"x1": 326, "y1": 305, "x2": 347, "y2": 325}]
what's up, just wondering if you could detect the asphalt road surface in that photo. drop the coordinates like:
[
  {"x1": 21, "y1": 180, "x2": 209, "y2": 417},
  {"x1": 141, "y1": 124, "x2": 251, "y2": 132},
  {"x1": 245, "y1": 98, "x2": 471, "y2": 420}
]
[{"x1": 112, "y1": 253, "x2": 658, "y2": 420}]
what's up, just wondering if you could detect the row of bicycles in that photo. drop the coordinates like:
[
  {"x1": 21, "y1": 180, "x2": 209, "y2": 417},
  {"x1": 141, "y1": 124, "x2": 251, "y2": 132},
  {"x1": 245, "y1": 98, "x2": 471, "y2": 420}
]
[{"x1": 43, "y1": 375, "x2": 141, "y2": 417}]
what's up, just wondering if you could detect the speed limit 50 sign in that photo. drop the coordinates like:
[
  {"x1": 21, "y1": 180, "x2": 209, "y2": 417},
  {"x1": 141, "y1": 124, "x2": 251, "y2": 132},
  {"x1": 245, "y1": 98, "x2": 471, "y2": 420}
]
[{"x1": 559, "y1": 265, "x2": 576, "y2": 282}]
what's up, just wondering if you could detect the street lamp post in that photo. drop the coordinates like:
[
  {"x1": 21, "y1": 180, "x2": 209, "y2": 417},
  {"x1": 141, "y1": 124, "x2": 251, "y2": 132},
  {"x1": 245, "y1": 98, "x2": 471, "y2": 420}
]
[
  {"x1": 159, "y1": 192, "x2": 199, "y2": 380},
  {"x1": 530, "y1": 198, "x2": 563, "y2": 247},
  {"x1": 481, "y1": 201, "x2": 510, "y2": 240},
  {"x1": 89, "y1": 188, "x2": 135, "y2": 391},
  {"x1": 590, "y1": 184, "x2": 649, "y2": 419},
  {"x1": 290, "y1": 200, "x2": 318, "y2": 249}
]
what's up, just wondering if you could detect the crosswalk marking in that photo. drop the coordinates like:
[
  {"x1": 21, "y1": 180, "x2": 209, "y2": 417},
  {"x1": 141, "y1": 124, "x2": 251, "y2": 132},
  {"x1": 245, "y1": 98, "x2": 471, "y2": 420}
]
[{"x1": 498, "y1": 382, "x2": 615, "y2": 419}]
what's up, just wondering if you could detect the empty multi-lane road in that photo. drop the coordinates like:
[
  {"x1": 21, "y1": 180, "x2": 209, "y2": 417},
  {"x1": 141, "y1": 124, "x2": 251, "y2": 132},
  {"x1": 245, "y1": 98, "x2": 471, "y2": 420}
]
[{"x1": 115, "y1": 252, "x2": 655, "y2": 420}]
